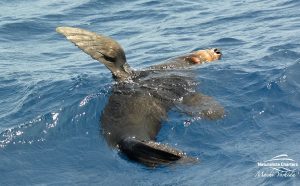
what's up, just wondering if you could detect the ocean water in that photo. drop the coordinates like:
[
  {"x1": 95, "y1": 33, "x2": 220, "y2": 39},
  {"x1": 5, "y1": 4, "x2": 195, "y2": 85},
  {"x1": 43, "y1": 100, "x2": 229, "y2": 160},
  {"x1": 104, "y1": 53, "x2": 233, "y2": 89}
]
[{"x1": 1, "y1": 0, "x2": 300, "y2": 185}]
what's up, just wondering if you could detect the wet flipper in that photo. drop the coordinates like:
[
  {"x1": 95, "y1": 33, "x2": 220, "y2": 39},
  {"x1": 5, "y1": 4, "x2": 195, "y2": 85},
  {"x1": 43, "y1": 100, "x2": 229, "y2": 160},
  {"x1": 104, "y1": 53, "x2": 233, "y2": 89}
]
[
  {"x1": 177, "y1": 92, "x2": 225, "y2": 120},
  {"x1": 119, "y1": 138, "x2": 196, "y2": 166},
  {"x1": 56, "y1": 27, "x2": 133, "y2": 80}
]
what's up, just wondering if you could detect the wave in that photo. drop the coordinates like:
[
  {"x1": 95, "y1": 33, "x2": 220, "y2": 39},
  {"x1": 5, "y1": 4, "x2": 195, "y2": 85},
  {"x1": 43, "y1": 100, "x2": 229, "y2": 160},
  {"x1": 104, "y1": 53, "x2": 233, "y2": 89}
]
[{"x1": 0, "y1": 74, "x2": 111, "y2": 148}]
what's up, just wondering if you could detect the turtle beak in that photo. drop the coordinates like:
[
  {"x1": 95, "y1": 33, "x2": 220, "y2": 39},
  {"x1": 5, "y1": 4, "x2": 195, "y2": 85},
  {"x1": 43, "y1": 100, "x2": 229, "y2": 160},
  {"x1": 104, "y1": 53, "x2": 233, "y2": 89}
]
[{"x1": 213, "y1": 48, "x2": 222, "y2": 60}]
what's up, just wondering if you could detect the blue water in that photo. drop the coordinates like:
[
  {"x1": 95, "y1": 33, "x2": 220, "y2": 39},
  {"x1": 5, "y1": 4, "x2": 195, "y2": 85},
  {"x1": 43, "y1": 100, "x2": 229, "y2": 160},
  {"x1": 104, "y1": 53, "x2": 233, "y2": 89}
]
[{"x1": 1, "y1": 0, "x2": 300, "y2": 185}]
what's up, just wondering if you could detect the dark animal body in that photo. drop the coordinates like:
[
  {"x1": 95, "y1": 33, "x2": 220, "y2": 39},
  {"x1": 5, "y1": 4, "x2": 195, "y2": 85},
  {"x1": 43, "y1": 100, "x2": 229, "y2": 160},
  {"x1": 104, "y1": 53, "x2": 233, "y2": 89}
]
[{"x1": 56, "y1": 27, "x2": 224, "y2": 166}]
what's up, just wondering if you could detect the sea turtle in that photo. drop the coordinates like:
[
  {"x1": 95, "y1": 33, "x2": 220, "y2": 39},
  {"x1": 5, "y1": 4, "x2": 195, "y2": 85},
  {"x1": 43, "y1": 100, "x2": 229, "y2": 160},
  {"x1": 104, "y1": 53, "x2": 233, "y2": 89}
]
[{"x1": 56, "y1": 27, "x2": 224, "y2": 166}]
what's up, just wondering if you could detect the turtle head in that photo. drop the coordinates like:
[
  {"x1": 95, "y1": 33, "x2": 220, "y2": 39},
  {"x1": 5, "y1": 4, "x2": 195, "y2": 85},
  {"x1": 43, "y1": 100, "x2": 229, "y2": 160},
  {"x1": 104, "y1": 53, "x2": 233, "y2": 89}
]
[{"x1": 190, "y1": 48, "x2": 222, "y2": 63}]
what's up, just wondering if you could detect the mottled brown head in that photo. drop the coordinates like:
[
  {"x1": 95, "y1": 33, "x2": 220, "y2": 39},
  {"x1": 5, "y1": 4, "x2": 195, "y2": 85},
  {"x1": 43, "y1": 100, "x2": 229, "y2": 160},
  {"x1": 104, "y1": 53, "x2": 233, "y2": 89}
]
[{"x1": 189, "y1": 48, "x2": 222, "y2": 64}]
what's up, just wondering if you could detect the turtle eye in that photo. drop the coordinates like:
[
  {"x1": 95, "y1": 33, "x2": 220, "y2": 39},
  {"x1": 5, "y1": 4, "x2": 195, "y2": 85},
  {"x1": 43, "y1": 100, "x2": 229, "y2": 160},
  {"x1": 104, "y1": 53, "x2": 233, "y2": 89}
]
[{"x1": 213, "y1": 48, "x2": 221, "y2": 54}]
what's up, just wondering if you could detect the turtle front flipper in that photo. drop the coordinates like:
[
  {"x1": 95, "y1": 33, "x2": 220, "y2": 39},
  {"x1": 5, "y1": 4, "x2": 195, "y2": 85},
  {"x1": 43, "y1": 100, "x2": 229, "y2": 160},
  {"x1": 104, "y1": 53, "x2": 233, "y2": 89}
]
[
  {"x1": 119, "y1": 138, "x2": 197, "y2": 166},
  {"x1": 177, "y1": 92, "x2": 225, "y2": 120},
  {"x1": 56, "y1": 27, "x2": 133, "y2": 80}
]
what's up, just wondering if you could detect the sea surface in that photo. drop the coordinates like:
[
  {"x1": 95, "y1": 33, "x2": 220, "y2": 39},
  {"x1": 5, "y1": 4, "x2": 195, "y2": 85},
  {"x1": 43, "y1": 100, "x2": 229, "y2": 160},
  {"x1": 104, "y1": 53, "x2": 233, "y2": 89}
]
[{"x1": 1, "y1": 0, "x2": 300, "y2": 185}]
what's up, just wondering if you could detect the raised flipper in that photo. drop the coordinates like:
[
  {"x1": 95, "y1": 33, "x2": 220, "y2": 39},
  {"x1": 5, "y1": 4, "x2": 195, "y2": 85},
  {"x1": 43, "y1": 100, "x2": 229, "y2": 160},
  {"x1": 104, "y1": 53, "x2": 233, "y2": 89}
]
[
  {"x1": 148, "y1": 48, "x2": 222, "y2": 70},
  {"x1": 56, "y1": 26, "x2": 133, "y2": 80},
  {"x1": 119, "y1": 137, "x2": 197, "y2": 166},
  {"x1": 177, "y1": 92, "x2": 225, "y2": 120}
]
